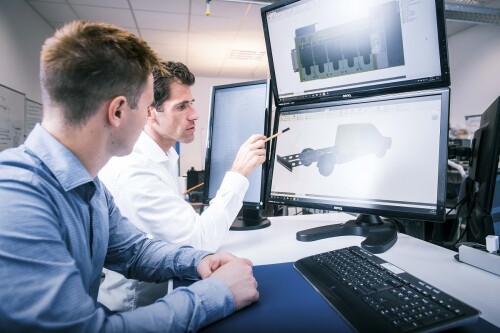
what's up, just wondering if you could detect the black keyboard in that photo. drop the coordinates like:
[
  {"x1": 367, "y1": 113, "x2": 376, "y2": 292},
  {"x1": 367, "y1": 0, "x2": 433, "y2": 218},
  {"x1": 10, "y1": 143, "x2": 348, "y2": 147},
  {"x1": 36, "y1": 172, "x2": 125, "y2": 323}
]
[{"x1": 294, "y1": 246, "x2": 480, "y2": 332}]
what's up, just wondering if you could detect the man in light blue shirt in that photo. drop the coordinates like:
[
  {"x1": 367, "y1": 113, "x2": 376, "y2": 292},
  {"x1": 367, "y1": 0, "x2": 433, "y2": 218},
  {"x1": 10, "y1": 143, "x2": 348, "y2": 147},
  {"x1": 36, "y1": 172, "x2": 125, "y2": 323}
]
[{"x1": 0, "y1": 20, "x2": 258, "y2": 332}]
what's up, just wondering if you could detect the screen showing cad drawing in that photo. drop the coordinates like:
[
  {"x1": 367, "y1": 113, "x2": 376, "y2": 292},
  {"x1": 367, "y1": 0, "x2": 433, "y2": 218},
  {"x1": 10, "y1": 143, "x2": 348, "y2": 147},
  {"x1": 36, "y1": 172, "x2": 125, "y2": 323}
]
[
  {"x1": 207, "y1": 82, "x2": 268, "y2": 205},
  {"x1": 269, "y1": 91, "x2": 447, "y2": 217},
  {"x1": 263, "y1": 0, "x2": 445, "y2": 104}
]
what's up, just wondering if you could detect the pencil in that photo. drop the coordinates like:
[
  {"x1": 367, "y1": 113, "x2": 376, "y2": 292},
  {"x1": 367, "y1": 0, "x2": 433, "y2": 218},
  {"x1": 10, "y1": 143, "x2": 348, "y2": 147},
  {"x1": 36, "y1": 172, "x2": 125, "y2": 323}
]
[
  {"x1": 183, "y1": 182, "x2": 204, "y2": 195},
  {"x1": 263, "y1": 127, "x2": 290, "y2": 143}
]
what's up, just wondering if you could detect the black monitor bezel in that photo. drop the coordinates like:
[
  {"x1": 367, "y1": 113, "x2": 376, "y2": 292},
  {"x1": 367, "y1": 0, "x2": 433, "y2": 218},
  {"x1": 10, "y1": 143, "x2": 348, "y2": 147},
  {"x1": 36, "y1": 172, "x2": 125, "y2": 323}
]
[
  {"x1": 266, "y1": 88, "x2": 450, "y2": 222},
  {"x1": 203, "y1": 79, "x2": 272, "y2": 211},
  {"x1": 261, "y1": 0, "x2": 451, "y2": 107},
  {"x1": 468, "y1": 97, "x2": 500, "y2": 214}
]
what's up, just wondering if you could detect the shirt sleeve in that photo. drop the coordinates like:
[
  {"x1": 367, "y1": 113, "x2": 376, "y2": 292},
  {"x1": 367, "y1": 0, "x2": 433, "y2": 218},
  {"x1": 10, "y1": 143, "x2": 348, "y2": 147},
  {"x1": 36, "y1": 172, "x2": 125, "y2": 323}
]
[
  {"x1": 104, "y1": 156, "x2": 249, "y2": 252},
  {"x1": 0, "y1": 174, "x2": 235, "y2": 333},
  {"x1": 104, "y1": 198, "x2": 237, "y2": 332},
  {"x1": 107, "y1": 277, "x2": 235, "y2": 333}
]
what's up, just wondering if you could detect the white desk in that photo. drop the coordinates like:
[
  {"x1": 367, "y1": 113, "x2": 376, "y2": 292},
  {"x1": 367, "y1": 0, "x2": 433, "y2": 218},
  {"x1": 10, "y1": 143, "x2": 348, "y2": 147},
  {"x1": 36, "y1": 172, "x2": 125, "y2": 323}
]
[{"x1": 218, "y1": 213, "x2": 500, "y2": 328}]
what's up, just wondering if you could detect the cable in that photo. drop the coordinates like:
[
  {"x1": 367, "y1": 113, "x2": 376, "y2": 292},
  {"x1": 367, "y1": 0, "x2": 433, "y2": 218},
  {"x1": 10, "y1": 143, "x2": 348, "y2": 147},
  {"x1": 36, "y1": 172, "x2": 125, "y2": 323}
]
[
  {"x1": 447, "y1": 159, "x2": 467, "y2": 178},
  {"x1": 446, "y1": 182, "x2": 473, "y2": 217},
  {"x1": 454, "y1": 189, "x2": 478, "y2": 247}
]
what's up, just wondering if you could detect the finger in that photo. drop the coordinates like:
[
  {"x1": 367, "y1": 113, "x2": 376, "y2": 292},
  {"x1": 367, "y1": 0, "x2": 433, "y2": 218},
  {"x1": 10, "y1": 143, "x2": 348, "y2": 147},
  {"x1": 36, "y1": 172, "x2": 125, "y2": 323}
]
[
  {"x1": 249, "y1": 141, "x2": 265, "y2": 151},
  {"x1": 198, "y1": 264, "x2": 213, "y2": 279},
  {"x1": 242, "y1": 258, "x2": 253, "y2": 266},
  {"x1": 248, "y1": 134, "x2": 266, "y2": 144}
]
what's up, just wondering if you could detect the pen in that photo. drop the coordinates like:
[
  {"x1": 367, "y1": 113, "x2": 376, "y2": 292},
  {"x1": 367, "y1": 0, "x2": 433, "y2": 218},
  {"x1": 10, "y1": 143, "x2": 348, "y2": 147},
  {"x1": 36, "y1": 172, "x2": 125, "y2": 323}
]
[
  {"x1": 263, "y1": 127, "x2": 290, "y2": 143},
  {"x1": 183, "y1": 182, "x2": 204, "y2": 196}
]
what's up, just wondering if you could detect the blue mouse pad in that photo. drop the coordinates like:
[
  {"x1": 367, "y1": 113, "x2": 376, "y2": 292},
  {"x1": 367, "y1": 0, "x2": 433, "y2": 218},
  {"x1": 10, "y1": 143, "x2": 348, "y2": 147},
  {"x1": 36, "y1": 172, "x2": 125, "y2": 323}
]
[{"x1": 199, "y1": 262, "x2": 354, "y2": 333}]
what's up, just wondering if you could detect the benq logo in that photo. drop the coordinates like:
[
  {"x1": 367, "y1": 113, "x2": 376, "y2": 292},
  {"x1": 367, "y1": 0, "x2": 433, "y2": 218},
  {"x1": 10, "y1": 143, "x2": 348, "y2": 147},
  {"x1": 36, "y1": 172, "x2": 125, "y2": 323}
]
[
  {"x1": 342, "y1": 94, "x2": 352, "y2": 98},
  {"x1": 333, "y1": 206, "x2": 343, "y2": 211}
]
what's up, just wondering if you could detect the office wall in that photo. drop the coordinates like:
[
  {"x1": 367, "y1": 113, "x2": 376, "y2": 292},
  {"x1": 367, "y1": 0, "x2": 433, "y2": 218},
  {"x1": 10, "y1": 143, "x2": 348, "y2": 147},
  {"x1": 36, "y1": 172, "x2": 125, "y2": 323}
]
[
  {"x1": 0, "y1": 0, "x2": 53, "y2": 103},
  {"x1": 448, "y1": 24, "x2": 500, "y2": 129}
]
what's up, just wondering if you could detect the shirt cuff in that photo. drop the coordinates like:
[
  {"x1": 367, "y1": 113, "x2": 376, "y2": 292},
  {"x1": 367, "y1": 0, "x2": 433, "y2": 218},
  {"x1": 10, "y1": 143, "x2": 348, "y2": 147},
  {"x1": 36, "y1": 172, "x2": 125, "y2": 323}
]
[
  {"x1": 189, "y1": 277, "x2": 235, "y2": 325},
  {"x1": 175, "y1": 247, "x2": 213, "y2": 279},
  {"x1": 221, "y1": 171, "x2": 249, "y2": 194}
]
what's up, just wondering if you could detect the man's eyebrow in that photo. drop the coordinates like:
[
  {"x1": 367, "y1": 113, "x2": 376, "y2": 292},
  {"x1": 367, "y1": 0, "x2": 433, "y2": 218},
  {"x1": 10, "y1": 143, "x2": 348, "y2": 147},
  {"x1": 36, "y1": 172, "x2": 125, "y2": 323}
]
[{"x1": 176, "y1": 99, "x2": 195, "y2": 107}]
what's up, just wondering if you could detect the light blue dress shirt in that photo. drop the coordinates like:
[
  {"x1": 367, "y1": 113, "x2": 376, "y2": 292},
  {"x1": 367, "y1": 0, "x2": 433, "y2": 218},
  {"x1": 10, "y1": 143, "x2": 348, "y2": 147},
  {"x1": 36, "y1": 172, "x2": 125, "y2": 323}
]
[{"x1": 0, "y1": 124, "x2": 234, "y2": 332}]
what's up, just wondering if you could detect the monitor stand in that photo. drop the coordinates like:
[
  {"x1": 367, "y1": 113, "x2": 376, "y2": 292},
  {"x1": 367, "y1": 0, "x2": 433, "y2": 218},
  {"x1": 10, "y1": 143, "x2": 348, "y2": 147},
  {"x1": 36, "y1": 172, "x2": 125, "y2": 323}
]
[
  {"x1": 230, "y1": 207, "x2": 271, "y2": 231},
  {"x1": 296, "y1": 214, "x2": 397, "y2": 254}
]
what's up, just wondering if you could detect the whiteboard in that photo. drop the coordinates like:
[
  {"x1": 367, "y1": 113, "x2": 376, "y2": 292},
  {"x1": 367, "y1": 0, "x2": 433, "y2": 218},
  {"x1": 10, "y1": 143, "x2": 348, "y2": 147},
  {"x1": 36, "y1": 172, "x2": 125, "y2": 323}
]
[
  {"x1": 25, "y1": 99, "x2": 43, "y2": 139},
  {"x1": 0, "y1": 85, "x2": 26, "y2": 152}
]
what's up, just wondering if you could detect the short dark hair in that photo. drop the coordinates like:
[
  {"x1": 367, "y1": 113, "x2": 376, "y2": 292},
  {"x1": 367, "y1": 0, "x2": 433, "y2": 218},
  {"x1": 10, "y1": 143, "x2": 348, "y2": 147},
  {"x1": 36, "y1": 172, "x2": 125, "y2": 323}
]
[
  {"x1": 152, "y1": 61, "x2": 195, "y2": 112},
  {"x1": 40, "y1": 20, "x2": 160, "y2": 125}
]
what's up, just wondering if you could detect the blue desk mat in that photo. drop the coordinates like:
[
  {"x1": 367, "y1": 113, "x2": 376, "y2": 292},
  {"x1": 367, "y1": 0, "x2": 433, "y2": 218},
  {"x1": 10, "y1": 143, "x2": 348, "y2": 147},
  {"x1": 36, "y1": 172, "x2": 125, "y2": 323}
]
[{"x1": 190, "y1": 262, "x2": 497, "y2": 333}]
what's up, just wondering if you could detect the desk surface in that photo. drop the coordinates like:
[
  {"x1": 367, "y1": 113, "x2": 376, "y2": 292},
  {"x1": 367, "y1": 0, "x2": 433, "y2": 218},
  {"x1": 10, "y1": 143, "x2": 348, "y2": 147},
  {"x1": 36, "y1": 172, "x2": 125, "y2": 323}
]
[{"x1": 217, "y1": 213, "x2": 500, "y2": 328}]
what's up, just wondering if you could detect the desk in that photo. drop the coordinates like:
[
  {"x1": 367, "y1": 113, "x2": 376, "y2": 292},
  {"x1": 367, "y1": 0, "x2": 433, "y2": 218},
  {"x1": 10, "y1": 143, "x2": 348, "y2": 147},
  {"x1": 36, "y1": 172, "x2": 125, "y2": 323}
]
[{"x1": 217, "y1": 213, "x2": 500, "y2": 328}]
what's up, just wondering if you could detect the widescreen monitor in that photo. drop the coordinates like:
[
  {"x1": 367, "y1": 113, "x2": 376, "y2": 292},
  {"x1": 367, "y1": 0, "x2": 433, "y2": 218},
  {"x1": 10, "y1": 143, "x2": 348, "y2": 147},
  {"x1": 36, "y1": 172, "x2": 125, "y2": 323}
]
[
  {"x1": 267, "y1": 88, "x2": 450, "y2": 253},
  {"x1": 464, "y1": 96, "x2": 500, "y2": 243},
  {"x1": 203, "y1": 80, "x2": 271, "y2": 230},
  {"x1": 261, "y1": 0, "x2": 450, "y2": 106}
]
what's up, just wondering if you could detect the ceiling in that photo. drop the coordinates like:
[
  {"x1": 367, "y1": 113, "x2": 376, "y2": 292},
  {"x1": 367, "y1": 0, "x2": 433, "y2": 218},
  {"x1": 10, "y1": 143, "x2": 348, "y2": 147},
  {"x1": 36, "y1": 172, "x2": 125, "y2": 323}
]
[{"x1": 26, "y1": 0, "x2": 500, "y2": 80}]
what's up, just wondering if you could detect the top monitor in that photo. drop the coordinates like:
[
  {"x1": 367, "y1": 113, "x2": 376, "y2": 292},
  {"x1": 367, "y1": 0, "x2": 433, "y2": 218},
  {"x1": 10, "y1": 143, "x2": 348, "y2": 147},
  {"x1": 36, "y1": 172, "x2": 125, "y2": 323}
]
[{"x1": 261, "y1": 0, "x2": 450, "y2": 106}]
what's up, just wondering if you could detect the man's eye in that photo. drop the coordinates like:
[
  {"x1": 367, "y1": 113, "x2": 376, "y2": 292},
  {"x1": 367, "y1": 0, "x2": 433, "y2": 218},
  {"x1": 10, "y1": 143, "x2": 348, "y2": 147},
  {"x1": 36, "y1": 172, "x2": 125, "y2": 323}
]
[{"x1": 177, "y1": 104, "x2": 187, "y2": 110}]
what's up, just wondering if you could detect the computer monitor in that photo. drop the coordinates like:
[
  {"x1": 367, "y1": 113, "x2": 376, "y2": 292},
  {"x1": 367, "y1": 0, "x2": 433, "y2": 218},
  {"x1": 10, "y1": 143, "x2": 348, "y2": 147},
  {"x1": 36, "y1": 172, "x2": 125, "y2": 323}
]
[
  {"x1": 464, "y1": 97, "x2": 500, "y2": 243},
  {"x1": 203, "y1": 80, "x2": 272, "y2": 230},
  {"x1": 267, "y1": 88, "x2": 450, "y2": 253},
  {"x1": 493, "y1": 171, "x2": 500, "y2": 237},
  {"x1": 261, "y1": 0, "x2": 450, "y2": 106}
]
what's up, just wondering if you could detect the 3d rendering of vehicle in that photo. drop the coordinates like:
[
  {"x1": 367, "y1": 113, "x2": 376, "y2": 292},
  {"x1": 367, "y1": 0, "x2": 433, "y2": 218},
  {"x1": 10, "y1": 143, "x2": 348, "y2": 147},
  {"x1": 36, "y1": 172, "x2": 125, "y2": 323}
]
[{"x1": 277, "y1": 123, "x2": 392, "y2": 176}]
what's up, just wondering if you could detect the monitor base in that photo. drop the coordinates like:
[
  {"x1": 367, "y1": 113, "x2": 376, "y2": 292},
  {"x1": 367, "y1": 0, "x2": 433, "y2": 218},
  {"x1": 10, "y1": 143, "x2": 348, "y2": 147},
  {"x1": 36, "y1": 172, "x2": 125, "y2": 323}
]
[
  {"x1": 230, "y1": 207, "x2": 271, "y2": 231},
  {"x1": 296, "y1": 214, "x2": 397, "y2": 254}
]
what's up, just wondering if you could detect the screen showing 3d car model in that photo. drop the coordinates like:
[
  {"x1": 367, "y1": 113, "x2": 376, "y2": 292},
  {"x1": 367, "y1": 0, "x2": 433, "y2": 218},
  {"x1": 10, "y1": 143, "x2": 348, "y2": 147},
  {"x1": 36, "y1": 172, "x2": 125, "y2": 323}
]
[
  {"x1": 268, "y1": 89, "x2": 449, "y2": 220},
  {"x1": 262, "y1": 0, "x2": 448, "y2": 105}
]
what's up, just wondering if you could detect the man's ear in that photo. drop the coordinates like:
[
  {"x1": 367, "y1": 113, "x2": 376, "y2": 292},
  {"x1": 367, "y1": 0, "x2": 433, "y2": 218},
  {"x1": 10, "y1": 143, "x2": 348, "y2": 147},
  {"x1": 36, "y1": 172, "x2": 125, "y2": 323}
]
[
  {"x1": 147, "y1": 105, "x2": 156, "y2": 122},
  {"x1": 108, "y1": 96, "x2": 127, "y2": 128}
]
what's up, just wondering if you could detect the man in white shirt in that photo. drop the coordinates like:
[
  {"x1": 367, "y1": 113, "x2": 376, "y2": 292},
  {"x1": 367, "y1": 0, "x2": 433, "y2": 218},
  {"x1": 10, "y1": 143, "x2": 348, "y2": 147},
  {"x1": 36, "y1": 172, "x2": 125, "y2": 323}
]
[{"x1": 98, "y1": 61, "x2": 266, "y2": 311}]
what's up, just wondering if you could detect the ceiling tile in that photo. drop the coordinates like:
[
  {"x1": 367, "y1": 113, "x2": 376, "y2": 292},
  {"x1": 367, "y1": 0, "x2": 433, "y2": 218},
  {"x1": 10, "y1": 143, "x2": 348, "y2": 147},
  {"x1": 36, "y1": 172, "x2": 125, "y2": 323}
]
[
  {"x1": 141, "y1": 30, "x2": 188, "y2": 45},
  {"x1": 126, "y1": 27, "x2": 140, "y2": 36},
  {"x1": 223, "y1": 58, "x2": 263, "y2": 68},
  {"x1": 129, "y1": 0, "x2": 189, "y2": 14},
  {"x1": 72, "y1": 5, "x2": 135, "y2": 28},
  {"x1": 67, "y1": 0, "x2": 129, "y2": 8},
  {"x1": 49, "y1": 21, "x2": 67, "y2": 30},
  {"x1": 188, "y1": 32, "x2": 235, "y2": 49},
  {"x1": 28, "y1": 0, "x2": 66, "y2": 3},
  {"x1": 28, "y1": 1, "x2": 78, "y2": 23},
  {"x1": 190, "y1": 15, "x2": 241, "y2": 33},
  {"x1": 233, "y1": 31, "x2": 266, "y2": 50},
  {"x1": 151, "y1": 43, "x2": 188, "y2": 63},
  {"x1": 134, "y1": 10, "x2": 188, "y2": 31},
  {"x1": 187, "y1": 60, "x2": 223, "y2": 78},
  {"x1": 188, "y1": 46, "x2": 228, "y2": 62}
]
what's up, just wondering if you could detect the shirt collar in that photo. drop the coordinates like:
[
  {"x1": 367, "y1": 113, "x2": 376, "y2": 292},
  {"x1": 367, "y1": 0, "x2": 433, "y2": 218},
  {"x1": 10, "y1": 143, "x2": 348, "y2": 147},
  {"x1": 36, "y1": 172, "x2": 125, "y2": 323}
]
[
  {"x1": 24, "y1": 124, "x2": 94, "y2": 192},
  {"x1": 135, "y1": 131, "x2": 179, "y2": 165}
]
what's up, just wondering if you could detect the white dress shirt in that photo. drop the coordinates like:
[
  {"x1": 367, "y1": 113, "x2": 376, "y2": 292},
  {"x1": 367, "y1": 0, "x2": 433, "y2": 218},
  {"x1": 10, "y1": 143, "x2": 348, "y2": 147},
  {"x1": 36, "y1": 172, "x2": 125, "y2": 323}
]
[{"x1": 97, "y1": 131, "x2": 249, "y2": 311}]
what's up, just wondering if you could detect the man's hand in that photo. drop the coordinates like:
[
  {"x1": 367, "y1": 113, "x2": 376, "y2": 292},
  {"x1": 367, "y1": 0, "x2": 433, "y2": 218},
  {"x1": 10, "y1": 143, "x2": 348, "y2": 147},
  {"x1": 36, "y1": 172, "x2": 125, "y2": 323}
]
[
  {"x1": 230, "y1": 134, "x2": 266, "y2": 177},
  {"x1": 198, "y1": 253, "x2": 259, "y2": 311}
]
